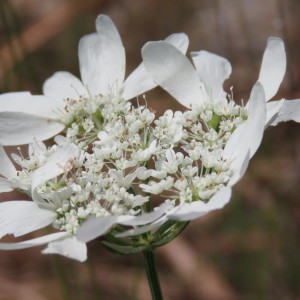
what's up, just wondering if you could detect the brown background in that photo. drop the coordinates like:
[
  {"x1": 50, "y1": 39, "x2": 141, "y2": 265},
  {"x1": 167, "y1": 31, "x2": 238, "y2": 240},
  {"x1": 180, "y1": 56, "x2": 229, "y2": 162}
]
[{"x1": 1, "y1": 0, "x2": 300, "y2": 299}]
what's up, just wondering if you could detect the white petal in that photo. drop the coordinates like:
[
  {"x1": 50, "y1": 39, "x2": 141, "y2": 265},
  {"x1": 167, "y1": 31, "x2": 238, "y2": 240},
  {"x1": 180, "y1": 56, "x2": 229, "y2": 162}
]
[
  {"x1": 164, "y1": 33, "x2": 189, "y2": 54},
  {"x1": 168, "y1": 187, "x2": 232, "y2": 221},
  {"x1": 0, "y1": 144, "x2": 16, "y2": 178},
  {"x1": 224, "y1": 83, "x2": 266, "y2": 184},
  {"x1": 116, "y1": 216, "x2": 168, "y2": 238},
  {"x1": 0, "y1": 232, "x2": 67, "y2": 250},
  {"x1": 29, "y1": 140, "x2": 47, "y2": 158},
  {"x1": 43, "y1": 71, "x2": 87, "y2": 100},
  {"x1": 142, "y1": 41, "x2": 204, "y2": 108},
  {"x1": 42, "y1": 236, "x2": 87, "y2": 262},
  {"x1": 77, "y1": 203, "x2": 172, "y2": 242},
  {"x1": 117, "y1": 202, "x2": 172, "y2": 226},
  {"x1": 79, "y1": 14, "x2": 125, "y2": 95},
  {"x1": 224, "y1": 83, "x2": 266, "y2": 159},
  {"x1": 191, "y1": 50, "x2": 232, "y2": 100},
  {"x1": 245, "y1": 83, "x2": 267, "y2": 157},
  {"x1": 31, "y1": 144, "x2": 79, "y2": 192},
  {"x1": 0, "y1": 92, "x2": 62, "y2": 119},
  {"x1": 122, "y1": 33, "x2": 189, "y2": 100},
  {"x1": 0, "y1": 112, "x2": 65, "y2": 146},
  {"x1": 121, "y1": 63, "x2": 156, "y2": 100},
  {"x1": 258, "y1": 37, "x2": 286, "y2": 101},
  {"x1": 267, "y1": 98, "x2": 300, "y2": 126},
  {"x1": 0, "y1": 178, "x2": 13, "y2": 192},
  {"x1": 0, "y1": 91, "x2": 65, "y2": 145},
  {"x1": 265, "y1": 99, "x2": 284, "y2": 126},
  {"x1": 223, "y1": 122, "x2": 251, "y2": 185},
  {"x1": 229, "y1": 145, "x2": 250, "y2": 186},
  {"x1": 76, "y1": 216, "x2": 118, "y2": 243},
  {"x1": 0, "y1": 201, "x2": 56, "y2": 238}
]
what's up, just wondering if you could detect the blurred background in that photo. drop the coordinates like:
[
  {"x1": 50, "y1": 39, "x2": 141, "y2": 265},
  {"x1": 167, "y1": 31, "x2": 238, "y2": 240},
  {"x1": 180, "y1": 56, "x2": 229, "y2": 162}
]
[{"x1": 1, "y1": 0, "x2": 300, "y2": 299}]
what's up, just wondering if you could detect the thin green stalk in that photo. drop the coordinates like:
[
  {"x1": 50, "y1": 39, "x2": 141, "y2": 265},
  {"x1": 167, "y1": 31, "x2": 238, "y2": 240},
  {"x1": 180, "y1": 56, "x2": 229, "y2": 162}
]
[{"x1": 142, "y1": 250, "x2": 163, "y2": 300}]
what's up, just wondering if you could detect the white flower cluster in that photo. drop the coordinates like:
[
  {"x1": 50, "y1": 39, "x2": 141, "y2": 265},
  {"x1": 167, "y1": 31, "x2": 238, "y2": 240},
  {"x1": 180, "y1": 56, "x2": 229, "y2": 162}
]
[
  {"x1": 3, "y1": 92, "x2": 245, "y2": 238},
  {"x1": 0, "y1": 14, "x2": 300, "y2": 261}
]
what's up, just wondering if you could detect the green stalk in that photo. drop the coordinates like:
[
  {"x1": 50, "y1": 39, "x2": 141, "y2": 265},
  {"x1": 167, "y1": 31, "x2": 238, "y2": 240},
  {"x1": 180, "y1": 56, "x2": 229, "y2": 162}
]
[{"x1": 143, "y1": 250, "x2": 163, "y2": 300}]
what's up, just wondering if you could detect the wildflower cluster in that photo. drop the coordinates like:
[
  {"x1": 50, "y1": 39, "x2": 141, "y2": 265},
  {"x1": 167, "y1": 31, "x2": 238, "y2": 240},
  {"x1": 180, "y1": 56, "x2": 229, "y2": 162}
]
[{"x1": 0, "y1": 14, "x2": 299, "y2": 261}]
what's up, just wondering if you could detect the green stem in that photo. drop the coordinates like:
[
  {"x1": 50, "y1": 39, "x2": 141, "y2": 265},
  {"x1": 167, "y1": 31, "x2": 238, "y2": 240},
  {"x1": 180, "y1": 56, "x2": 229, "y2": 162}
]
[{"x1": 143, "y1": 250, "x2": 164, "y2": 300}]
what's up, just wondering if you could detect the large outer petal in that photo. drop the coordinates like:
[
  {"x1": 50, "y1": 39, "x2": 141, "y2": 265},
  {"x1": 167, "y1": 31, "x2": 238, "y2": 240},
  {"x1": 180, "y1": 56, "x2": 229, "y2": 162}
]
[
  {"x1": 122, "y1": 33, "x2": 189, "y2": 100},
  {"x1": 0, "y1": 112, "x2": 65, "y2": 146},
  {"x1": 0, "y1": 232, "x2": 67, "y2": 250},
  {"x1": 43, "y1": 71, "x2": 87, "y2": 100},
  {"x1": 191, "y1": 50, "x2": 232, "y2": 100},
  {"x1": 258, "y1": 37, "x2": 286, "y2": 101},
  {"x1": 121, "y1": 63, "x2": 155, "y2": 101},
  {"x1": 77, "y1": 202, "x2": 172, "y2": 242},
  {"x1": 78, "y1": 14, "x2": 125, "y2": 95},
  {"x1": 142, "y1": 41, "x2": 204, "y2": 108},
  {"x1": 117, "y1": 202, "x2": 172, "y2": 226},
  {"x1": 76, "y1": 216, "x2": 118, "y2": 243},
  {"x1": 0, "y1": 92, "x2": 62, "y2": 119},
  {"x1": 42, "y1": 236, "x2": 87, "y2": 262},
  {"x1": 239, "y1": 83, "x2": 267, "y2": 158},
  {"x1": 168, "y1": 187, "x2": 232, "y2": 221},
  {"x1": 224, "y1": 83, "x2": 266, "y2": 185},
  {"x1": 0, "y1": 144, "x2": 16, "y2": 179},
  {"x1": 0, "y1": 179, "x2": 13, "y2": 192},
  {"x1": 164, "y1": 33, "x2": 189, "y2": 54},
  {"x1": 267, "y1": 99, "x2": 300, "y2": 126},
  {"x1": 265, "y1": 99, "x2": 284, "y2": 127},
  {"x1": 115, "y1": 216, "x2": 168, "y2": 238},
  {"x1": 0, "y1": 92, "x2": 65, "y2": 145},
  {"x1": 0, "y1": 201, "x2": 56, "y2": 238}
]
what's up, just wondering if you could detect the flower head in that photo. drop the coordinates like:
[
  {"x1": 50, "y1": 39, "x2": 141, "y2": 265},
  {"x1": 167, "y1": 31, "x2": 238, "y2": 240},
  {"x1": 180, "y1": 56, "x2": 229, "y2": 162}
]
[
  {"x1": 1, "y1": 16, "x2": 300, "y2": 260},
  {"x1": 0, "y1": 15, "x2": 189, "y2": 146}
]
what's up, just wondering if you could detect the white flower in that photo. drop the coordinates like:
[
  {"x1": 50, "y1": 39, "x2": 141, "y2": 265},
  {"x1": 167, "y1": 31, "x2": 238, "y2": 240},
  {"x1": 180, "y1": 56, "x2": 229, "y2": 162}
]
[
  {"x1": 140, "y1": 37, "x2": 296, "y2": 221},
  {"x1": 142, "y1": 37, "x2": 300, "y2": 127},
  {"x1": 0, "y1": 144, "x2": 89, "y2": 261},
  {"x1": 131, "y1": 140, "x2": 157, "y2": 162},
  {"x1": 0, "y1": 141, "x2": 51, "y2": 193},
  {"x1": 1, "y1": 21, "x2": 300, "y2": 262},
  {"x1": 153, "y1": 110, "x2": 184, "y2": 147},
  {"x1": 155, "y1": 148, "x2": 184, "y2": 174},
  {"x1": 108, "y1": 169, "x2": 136, "y2": 189},
  {"x1": 140, "y1": 176, "x2": 174, "y2": 194},
  {"x1": 0, "y1": 15, "x2": 189, "y2": 146},
  {"x1": 136, "y1": 166, "x2": 154, "y2": 180}
]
